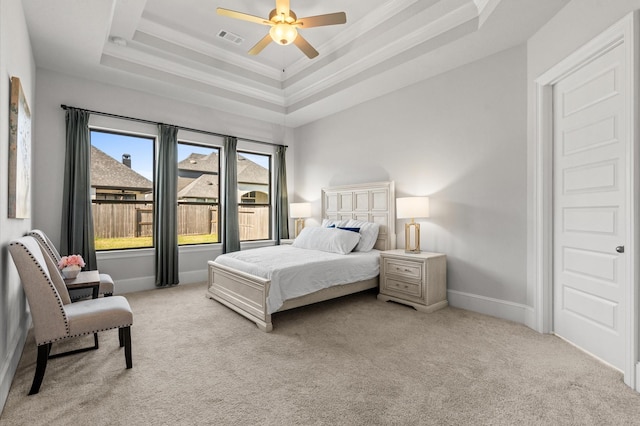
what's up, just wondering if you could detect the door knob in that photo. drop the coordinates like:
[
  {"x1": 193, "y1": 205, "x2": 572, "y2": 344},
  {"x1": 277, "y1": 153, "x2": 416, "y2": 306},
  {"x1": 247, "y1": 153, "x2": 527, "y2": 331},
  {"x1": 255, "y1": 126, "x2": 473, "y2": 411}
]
[{"x1": 616, "y1": 246, "x2": 625, "y2": 253}]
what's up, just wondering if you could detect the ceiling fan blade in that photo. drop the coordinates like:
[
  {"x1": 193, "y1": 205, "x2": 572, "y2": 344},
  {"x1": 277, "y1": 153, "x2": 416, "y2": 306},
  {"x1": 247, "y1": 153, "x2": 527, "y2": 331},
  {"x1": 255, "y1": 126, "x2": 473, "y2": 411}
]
[
  {"x1": 293, "y1": 33, "x2": 319, "y2": 59},
  {"x1": 276, "y1": 0, "x2": 290, "y2": 17},
  {"x1": 296, "y1": 12, "x2": 346, "y2": 28},
  {"x1": 248, "y1": 33, "x2": 273, "y2": 55},
  {"x1": 217, "y1": 8, "x2": 270, "y2": 26}
]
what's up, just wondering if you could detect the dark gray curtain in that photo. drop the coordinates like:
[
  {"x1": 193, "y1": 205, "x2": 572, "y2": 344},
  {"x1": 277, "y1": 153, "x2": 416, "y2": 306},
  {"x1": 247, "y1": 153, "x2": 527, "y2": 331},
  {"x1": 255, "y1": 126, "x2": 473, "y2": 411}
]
[
  {"x1": 154, "y1": 124, "x2": 179, "y2": 287},
  {"x1": 61, "y1": 108, "x2": 97, "y2": 270},
  {"x1": 274, "y1": 145, "x2": 289, "y2": 243},
  {"x1": 222, "y1": 136, "x2": 240, "y2": 253}
]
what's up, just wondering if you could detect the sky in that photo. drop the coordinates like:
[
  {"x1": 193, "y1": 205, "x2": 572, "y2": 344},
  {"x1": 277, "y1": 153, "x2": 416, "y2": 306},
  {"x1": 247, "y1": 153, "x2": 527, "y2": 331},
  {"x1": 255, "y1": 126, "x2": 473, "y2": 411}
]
[{"x1": 90, "y1": 130, "x2": 269, "y2": 180}]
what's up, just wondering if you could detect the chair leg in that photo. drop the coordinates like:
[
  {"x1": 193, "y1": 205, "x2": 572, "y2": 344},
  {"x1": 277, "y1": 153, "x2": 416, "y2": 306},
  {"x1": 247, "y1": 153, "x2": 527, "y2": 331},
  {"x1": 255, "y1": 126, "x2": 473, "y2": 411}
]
[
  {"x1": 119, "y1": 328, "x2": 124, "y2": 347},
  {"x1": 29, "y1": 345, "x2": 49, "y2": 395},
  {"x1": 122, "y1": 326, "x2": 132, "y2": 369}
]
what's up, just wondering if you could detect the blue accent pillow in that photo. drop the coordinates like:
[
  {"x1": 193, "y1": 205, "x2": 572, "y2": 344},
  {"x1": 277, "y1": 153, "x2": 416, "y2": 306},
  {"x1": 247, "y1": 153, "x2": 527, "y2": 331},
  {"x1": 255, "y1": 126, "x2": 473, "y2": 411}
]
[
  {"x1": 326, "y1": 224, "x2": 360, "y2": 233},
  {"x1": 338, "y1": 227, "x2": 360, "y2": 233}
]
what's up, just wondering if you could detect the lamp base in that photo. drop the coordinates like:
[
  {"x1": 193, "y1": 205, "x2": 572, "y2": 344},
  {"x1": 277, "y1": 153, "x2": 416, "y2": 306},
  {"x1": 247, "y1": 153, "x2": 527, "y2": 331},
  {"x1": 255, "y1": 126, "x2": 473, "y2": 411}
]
[
  {"x1": 405, "y1": 248, "x2": 421, "y2": 254},
  {"x1": 294, "y1": 218, "x2": 305, "y2": 238},
  {"x1": 404, "y1": 221, "x2": 421, "y2": 253}
]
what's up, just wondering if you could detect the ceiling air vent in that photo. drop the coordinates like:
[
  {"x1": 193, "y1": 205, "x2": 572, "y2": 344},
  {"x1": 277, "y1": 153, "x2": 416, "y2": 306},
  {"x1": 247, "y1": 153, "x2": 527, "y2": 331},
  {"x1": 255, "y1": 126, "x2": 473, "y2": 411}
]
[{"x1": 217, "y1": 30, "x2": 244, "y2": 45}]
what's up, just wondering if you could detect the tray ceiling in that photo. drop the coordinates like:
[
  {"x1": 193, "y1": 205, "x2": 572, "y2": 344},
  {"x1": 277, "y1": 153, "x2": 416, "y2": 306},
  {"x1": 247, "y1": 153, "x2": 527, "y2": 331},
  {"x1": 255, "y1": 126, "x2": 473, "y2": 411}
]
[{"x1": 22, "y1": 0, "x2": 568, "y2": 127}]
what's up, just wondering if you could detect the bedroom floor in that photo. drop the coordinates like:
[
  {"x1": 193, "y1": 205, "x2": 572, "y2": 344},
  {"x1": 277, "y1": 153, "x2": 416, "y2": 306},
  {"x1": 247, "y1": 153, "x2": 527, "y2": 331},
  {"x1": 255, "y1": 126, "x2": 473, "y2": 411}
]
[{"x1": 2, "y1": 282, "x2": 639, "y2": 425}]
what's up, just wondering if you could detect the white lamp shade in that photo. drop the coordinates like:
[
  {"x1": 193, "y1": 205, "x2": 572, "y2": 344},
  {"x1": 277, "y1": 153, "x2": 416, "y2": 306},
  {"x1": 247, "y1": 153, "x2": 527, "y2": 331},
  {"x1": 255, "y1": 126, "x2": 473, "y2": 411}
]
[
  {"x1": 290, "y1": 202, "x2": 311, "y2": 218},
  {"x1": 396, "y1": 197, "x2": 430, "y2": 219}
]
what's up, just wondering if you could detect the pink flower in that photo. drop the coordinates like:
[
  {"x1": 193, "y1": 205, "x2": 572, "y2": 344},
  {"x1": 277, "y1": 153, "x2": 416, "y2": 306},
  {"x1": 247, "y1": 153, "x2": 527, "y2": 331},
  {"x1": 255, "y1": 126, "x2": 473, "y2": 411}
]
[{"x1": 58, "y1": 254, "x2": 86, "y2": 270}]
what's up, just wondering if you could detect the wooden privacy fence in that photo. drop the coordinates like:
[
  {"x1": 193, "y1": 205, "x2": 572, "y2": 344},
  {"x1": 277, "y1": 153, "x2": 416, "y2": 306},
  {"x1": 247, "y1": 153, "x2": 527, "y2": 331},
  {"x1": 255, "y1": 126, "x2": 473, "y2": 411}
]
[
  {"x1": 239, "y1": 206, "x2": 269, "y2": 240},
  {"x1": 92, "y1": 202, "x2": 269, "y2": 240}
]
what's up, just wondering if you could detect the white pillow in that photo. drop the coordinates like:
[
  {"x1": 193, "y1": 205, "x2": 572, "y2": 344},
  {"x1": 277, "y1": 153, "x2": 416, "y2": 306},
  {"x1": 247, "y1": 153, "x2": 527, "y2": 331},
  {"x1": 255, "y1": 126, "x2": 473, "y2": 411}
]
[
  {"x1": 292, "y1": 226, "x2": 360, "y2": 255},
  {"x1": 344, "y1": 219, "x2": 380, "y2": 252},
  {"x1": 321, "y1": 219, "x2": 348, "y2": 228}
]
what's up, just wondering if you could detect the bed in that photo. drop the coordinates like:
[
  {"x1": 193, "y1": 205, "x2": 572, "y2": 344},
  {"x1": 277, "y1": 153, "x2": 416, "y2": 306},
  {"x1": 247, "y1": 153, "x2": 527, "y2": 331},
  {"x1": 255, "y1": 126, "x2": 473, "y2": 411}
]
[{"x1": 206, "y1": 181, "x2": 396, "y2": 331}]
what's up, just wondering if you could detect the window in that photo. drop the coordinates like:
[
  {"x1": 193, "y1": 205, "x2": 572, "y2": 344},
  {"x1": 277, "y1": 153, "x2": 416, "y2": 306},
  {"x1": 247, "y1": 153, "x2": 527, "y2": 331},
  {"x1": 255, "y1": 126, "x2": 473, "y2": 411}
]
[
  {"x1": 177, "y1": 142, "x2": 220, "y2": 245},
  {"x1": 237, "y1": 151, "x2": 271, "y2": 241},
  {"x1": 90, "y1": 130, "x2": 155, "y2": 250},
  {"x1": 90, "y1": 127, "x2": 274, "y2": 249}
]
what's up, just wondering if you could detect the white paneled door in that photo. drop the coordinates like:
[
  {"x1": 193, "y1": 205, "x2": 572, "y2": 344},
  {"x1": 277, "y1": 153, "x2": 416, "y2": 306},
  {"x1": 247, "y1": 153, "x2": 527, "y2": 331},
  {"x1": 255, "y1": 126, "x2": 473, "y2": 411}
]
[{"x1": 553, "y1": 42, "x2": 627, "y2": 370}]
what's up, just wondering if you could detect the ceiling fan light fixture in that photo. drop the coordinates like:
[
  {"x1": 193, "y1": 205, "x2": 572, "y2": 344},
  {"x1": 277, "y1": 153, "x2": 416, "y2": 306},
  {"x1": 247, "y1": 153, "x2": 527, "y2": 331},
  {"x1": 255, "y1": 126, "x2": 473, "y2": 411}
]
[
  {"x1": 269, "y1": 23, "x2": 297, "y2": 45},
  {"x1": 217, "y1": 2, "x2": 346, "y2": 58}
]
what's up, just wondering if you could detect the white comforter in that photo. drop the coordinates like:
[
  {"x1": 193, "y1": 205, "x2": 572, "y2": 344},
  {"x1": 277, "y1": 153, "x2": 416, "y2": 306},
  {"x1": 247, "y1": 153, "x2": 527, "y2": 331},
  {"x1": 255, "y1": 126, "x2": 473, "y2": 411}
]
[{"x1": 213, "y1": 245, "x2": 380, "y2": 314}]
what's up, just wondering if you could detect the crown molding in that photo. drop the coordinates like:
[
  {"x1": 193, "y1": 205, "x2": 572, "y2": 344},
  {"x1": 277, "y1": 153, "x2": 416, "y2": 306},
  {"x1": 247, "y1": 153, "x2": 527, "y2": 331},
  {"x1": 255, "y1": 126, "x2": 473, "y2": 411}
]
[
  {"x1": 102, "y1": 0, "x2": 490, "y2": 121},
  {"x1": 284, "y1": 0, "x2": 482, "y2": 107},
  {"x1": 284, "y1": 0, "x2": 424, "y2": 78},
  {"x1": 136, "y1": 16, "x2": 283, "y2": 81},
  {"x1": 101, "y1": 43, "x2": 284, "y2": 106}
]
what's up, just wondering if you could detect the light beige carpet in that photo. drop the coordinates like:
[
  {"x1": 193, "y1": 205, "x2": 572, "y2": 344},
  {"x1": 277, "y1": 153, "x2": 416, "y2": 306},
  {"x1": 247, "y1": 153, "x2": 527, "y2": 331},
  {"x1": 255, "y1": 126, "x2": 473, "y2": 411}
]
[{"x1": 1, "y1": 282, "x2": 639, "y2": 425}]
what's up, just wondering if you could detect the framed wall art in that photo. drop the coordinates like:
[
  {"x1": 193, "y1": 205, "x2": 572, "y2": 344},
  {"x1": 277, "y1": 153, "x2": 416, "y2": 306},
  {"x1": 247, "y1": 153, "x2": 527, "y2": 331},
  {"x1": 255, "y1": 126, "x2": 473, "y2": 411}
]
[{"x1": 8, "y1": 76, "x2": 31, "y2": 219}]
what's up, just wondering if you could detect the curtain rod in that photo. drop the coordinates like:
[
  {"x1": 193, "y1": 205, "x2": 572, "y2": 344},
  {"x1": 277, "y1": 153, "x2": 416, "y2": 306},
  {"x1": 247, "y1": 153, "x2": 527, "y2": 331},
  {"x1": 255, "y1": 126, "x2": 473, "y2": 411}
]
[{"x1": 60, "y1": 104, "x2": 287, "y2": 148}]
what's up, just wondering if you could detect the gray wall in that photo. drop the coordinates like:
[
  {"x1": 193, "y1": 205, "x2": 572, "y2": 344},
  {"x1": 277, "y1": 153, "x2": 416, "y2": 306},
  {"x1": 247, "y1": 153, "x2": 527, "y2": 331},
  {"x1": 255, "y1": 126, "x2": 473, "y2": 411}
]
[
  {"x1": 294, "y1": 45, "x2": 528, "y2": 322},
  {"x1": 0, "y1": 0, "x2": 36, "y2": 412}
]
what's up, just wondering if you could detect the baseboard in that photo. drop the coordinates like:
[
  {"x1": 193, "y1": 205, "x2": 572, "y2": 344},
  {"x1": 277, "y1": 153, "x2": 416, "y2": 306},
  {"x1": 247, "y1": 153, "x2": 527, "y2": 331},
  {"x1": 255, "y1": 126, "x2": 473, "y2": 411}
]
[
  {"x1": 114, "y1": 269, "x2": 208, "y2": 294},
  {"x1": 179, "y1": 269, "x2": 208, "y2": 285},
  {"x1": 447, "y1": 289, "x2": 534, "y2": 325},
  {"x1": 0, "y1": 312, "x2": 29, "y2": 415}
]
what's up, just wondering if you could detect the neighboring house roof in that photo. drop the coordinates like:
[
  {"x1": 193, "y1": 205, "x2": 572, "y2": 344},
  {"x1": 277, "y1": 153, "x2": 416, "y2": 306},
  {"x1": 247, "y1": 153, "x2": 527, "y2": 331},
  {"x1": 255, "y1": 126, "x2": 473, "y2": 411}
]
[
  {"x1": 178, "y1": 176, "x2": 195, "y2": 193},
  {"x1": 177, "y1": 152, "x2": 268, "y2": 186},
  {"x1": 237, "y1": 155, "x2": 268, "y2": 185},
  {"x1": 178, "y1": 175, "x2": 219, "y2": 199},
  {"x1": 178, "y1": 152, "x2": 218, "y2": 173},
  {"x1": 91, "y1": 147, "x2": 266, "y2": 194},
  {"x1": 91, "y1": 146, "x2": 153, "y2": 192}
]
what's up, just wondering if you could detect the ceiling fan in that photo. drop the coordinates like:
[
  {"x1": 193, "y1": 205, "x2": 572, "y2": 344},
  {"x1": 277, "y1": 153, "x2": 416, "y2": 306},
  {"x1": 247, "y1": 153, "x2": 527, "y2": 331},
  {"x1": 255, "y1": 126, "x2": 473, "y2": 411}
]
[{"x1": 217, "y1": 0, "x2": 347, "y2": 59}]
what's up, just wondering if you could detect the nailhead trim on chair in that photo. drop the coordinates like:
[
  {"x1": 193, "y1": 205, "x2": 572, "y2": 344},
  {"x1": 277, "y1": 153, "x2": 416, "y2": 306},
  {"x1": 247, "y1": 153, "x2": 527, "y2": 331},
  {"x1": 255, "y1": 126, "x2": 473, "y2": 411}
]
[
  {"x1": 38, "y1": 322, "x2": 134, "y2": 345},
  {"x1": 30, "y1": 230, "x2": 114, "y2": 299},
  {"x1": 13, "y1": 240, "x2": 133, "y2": 345},
  {"x1": 27, "y1": 231, "x2": 62, "y2": 263},
  {"x1": 10, "y1": 241, "x2": 70, "y2": 336}
]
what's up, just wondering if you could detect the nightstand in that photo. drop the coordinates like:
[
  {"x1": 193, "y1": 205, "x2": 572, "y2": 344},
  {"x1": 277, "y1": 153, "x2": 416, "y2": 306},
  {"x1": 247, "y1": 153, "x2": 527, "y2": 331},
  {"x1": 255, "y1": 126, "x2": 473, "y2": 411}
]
[{"x1": 377, "y1": 249, "x2": 447, "y2": 312}]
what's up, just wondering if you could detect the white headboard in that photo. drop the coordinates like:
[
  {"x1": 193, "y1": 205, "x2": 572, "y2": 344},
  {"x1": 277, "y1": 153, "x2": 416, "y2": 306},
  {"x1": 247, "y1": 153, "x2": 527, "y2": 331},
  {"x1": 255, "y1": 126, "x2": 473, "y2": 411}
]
[{"x1": 321, "y1": 181, "x2": 396, "y2": 251}]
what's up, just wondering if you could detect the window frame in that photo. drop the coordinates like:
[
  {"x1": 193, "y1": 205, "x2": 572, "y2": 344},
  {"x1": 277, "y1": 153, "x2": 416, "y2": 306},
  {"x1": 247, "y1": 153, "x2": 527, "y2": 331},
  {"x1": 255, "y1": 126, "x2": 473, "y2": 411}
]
[
  {"x1": 176, "y1": 139, "x2": 221, "y2": 246},
  {"x1": 89, "y1": 127, "x2": 156, "y2": 251},
  {"x1": 237, "y1": 149, "x2": 273, "y2": 242},
  {"x1": 88, "y1": 118, "x2": 278, "y2": 251}
]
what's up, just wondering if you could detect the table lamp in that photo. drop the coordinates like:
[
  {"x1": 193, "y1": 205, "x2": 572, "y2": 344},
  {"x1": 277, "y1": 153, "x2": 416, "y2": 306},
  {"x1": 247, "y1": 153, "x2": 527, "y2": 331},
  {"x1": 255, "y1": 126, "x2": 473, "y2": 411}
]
[
  {"x1": 396, "y1": 197, "x2": 430, "y2": 253},
  {"x1": 290, "y1": 202, "x2": 311, "y2": 237}
]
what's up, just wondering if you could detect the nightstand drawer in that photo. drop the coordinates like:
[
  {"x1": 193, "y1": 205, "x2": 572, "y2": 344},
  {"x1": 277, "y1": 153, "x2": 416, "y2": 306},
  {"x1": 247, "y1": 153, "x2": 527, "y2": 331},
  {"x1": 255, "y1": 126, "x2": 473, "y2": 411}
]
[
  {"x1": 383, "y1": 258, "x2": 422, "y2": 280},
  {"x1": 382, "y1": 277, "x2": 422, "y2": 298}
]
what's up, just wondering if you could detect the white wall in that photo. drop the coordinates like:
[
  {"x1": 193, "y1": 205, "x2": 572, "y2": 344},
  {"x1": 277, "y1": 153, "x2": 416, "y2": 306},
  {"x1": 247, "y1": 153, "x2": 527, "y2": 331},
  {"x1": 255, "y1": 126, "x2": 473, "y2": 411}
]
[
  {"x1": 294, "y1": 45, "x2": 528, "y2": 322},
  {"x1": 525, "y1": 0, "x2": 640, "y2": 312},
  {"x1": 33, "y1": 68, "x2": 294, "y2": 293},
  {"x1": 0, "y1": 0, "x2": 36, "y2": 412}
]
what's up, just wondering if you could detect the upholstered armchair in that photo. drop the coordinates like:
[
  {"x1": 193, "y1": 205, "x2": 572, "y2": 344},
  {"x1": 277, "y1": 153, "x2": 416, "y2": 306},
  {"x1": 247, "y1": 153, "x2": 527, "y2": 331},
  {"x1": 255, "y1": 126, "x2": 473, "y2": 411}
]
[
  {"x1": 8, "y1": 236, "x2": 133, "y2": 395},
  {"x1": 28, "y1": 229, "x2": 115, "y2": 299}
]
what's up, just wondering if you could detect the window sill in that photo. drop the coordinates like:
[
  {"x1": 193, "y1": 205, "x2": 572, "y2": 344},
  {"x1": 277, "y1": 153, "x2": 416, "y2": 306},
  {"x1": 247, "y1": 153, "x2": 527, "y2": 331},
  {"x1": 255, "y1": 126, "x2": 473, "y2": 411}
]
[
  {"x1": 97, "y1": 247, "x2": 154, "y2": 261},
  {"x1": 96, "y1": 240, "x2": 277, "y2": 260}
]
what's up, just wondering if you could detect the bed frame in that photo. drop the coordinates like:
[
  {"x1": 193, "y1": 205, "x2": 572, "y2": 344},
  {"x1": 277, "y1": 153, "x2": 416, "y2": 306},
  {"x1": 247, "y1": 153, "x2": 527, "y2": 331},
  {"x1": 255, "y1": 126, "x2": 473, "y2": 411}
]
[{"x1": 207, "y1": 181, "x2": 396, "y2": 331}]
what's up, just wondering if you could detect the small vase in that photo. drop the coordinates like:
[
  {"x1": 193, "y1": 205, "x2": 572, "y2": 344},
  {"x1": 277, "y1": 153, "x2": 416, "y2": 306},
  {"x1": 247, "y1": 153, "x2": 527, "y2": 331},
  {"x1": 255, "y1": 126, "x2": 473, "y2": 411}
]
[{"x1": 62, "y1": 265, "x2": 81, "y2": 279}]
